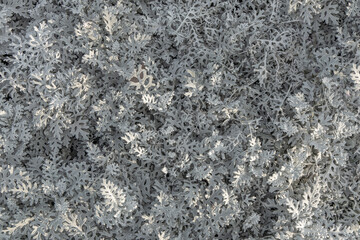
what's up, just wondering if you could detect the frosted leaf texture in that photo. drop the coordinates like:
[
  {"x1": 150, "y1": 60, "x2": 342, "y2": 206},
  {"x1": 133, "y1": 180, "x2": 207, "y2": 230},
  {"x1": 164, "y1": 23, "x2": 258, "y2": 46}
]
[{"x1": 1, "y1": 0, "x2": 360, "y2": 239}]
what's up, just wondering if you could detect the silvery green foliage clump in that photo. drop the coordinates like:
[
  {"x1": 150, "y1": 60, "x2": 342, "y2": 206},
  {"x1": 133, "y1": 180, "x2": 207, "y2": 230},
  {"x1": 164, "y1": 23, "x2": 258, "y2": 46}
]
[{"x1": 1, "y1": 0, "x2": 360, "y2": 239}]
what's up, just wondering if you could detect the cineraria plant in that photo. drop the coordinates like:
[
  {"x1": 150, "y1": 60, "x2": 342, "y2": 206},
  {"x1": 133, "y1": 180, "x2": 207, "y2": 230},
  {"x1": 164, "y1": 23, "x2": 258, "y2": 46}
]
[{"x1": 1, "y1": 0, "x2": 360, "y2": 239}]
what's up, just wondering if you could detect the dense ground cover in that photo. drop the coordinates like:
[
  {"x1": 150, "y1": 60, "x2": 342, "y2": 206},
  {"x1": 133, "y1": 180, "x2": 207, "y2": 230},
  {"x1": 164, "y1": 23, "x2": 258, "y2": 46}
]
[{"x1": 1, "y1": 0, "x2": 360, "y2": 239}]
